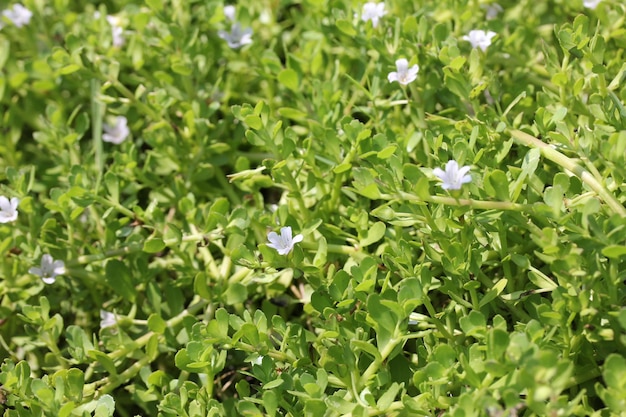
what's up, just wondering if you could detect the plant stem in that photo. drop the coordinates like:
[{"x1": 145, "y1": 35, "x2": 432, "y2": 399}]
[
  {"x1": 68, "y1": 232, "x2": 214, "y2": 267},
  {"x1": 383, "y1": 191, "x2": 534, "y2": 212},
  {"x1": 509, "y1": 129, "x2": 626, "y2": 217}
]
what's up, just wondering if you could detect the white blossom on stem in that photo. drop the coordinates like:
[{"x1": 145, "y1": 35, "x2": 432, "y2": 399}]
[
  {"x1": 433, "y1": 160, "x2": 472, "y2": 191},
  {"x1": 387, "y1": 58, "x2": 419, "y2": 85},
  {"x1": 463, "y1": 29, "x2": 497, "y2": 52},
  {"x1": 0, "y1": 196, "x2": 19, "y2": 223},
  {"x1": 29, "y1": 254, "x2": 65, "y2": 284},
  {"x1": 358, "y1": 2, "x2": 386, "y2": 28},
  {"x1": 218, "y1": 23, "x2": 253, "y2": 48},
  {"x1": 103, "y1": 116, "x2": 130, "y2": 144},
  {"x1": 100, "y1": 310, "x2": 118, "y2": 329},
  {"x1": 267, "y1": 226, "x2": 303, "y2": 255},
  {"x1": 1, "y1": 4, "x2": 33, "y2": 28},
  {"x1": 583, "y1": 0, "x2": 601, "y2": 9}
]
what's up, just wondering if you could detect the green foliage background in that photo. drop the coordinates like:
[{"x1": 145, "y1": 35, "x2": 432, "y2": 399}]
[{"x1": 1, "y1": 0, "x2": 626, "y2": 416}]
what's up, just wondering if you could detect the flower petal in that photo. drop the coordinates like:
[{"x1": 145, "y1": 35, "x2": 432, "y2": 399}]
[
  {"x1": 280, "y1": 226, "x2": 293, "y2": 242},
  {"x1": 395, "y1": 58, "x2": 409, "y2": 72},
  {"x1": 42, "y1": 276, "x2": 56, "y2": 285}
]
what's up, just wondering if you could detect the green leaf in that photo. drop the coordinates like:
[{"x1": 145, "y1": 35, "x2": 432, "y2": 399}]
[
  {"x1": 360, "y1": 222, "x2": 386, "y2": 247},
  {"x1": 171, "y1": 62, "x2": 192, "y2": 76},
  {"x1": 484, "y1": 170, "x2": 510, "y2": 201},
  {"x1": 143, "y1": 238, "x2": 166, "y2": 253},
  {"x1": 479, "y1": 279, "x2": 508, "y2": 308},
  {"x1": 602, "y1": 245, "x2": 626, "y2": 259},
  {"x1": 377, "y1": 145, "x2": 397, "y2": 159},
  {"x1": 65, "y1": 369, "x2": 84, "y2": 403},
  {"x1": 244, "y1": 114, "x2": 263, "y2": 130},
  {"x1": 105, "y1": 260, "x2": 136, "y2": 302},
  {"x1": 94, "y1": 394, "x2": 116, "y2": 417},
  {"x1": 336, "y1": 19, "x2": 356, "y2": 36},
  {"x1": 57, "y1": 64, "x2": 82, "y2": 75},
  {"x1": 459, "y1": 311, "x2": 486, "y2": 338},
  {"x1": 278, "y1": 68, "x2": 299, "y2": 92},
  {"x1": 87, "y1": 350, "x2": 117, "y2": 376},
  {"x1": 148, "y1": 313, "x2": 166, "y2": 334},
  {"x1": 224, "y1": 282, "x2": 247, "y2": 305}
]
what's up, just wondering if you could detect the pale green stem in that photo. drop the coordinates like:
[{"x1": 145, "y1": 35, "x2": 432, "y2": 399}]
[
  {"x1": 382, "y1": 191, "x2": 534, "y2": 212},
  {"x1": 84, "y1": 297, "x2": 209, "y2": 395},
  {"x1": 359, "y1": 334, "x2": 401, "y2": 386},
  {"x1": 301, "y1": 242, "x2": 366, "y2": 261},
  {"x1": 91, "y1": 195, "x2": 139, "y2": 220},
  {"x1": 509, "y1": 129, "x2": 626, "y2": 217},
  {"x1": 422, "y1": 295, "x2": 454, "y2": 341},
  {"x1": 68, "y1": 232, "x2": 214, "y2": 266},
  {"x1": 90, "y1": 79, "x2": 104, "y2": 192}
]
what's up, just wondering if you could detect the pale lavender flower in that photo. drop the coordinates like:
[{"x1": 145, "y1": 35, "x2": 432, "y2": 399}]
[
  {"x1": 267, "y1": 226, "x2": 303, "y2": 255},
  {"x1": 583, "y1": 0, "x2": 601, "y2": 8},
  {"x1": 433, "y1": 160, "x2": 472, "y2": 190},
  {"x1": 29, "y1": 254, "x2": 65, "y2": 284},
  {"x1": 95, "y1": 13, "x2": 125, "y2": 47},
  {"x1": 107, "y1": 16, "x2": 125, "y2": 47},
  {"x1": 1, "y1": 3, "x2": 33, "y2": 28},
  {"x1": 0, "y1": 196, "x2": 19, "y2": 223},
  {"x1": 223, "y1": 5, "x2": 236, "y2": 21},
  {"x1": 100, "y1": 310, "x2": 117, "y2": 329},
  {"x1": 482, "y1": 3, "x2": 503, "y2": 20},
  {"x1": 218, "y1": 23, "x2": 253, "y2": 48},
  {"x1": 103, "y1": 116, "x2": 130, "y2": 144},
  {"x1": 463, "y1": 29, "x2": 497, "y2": 52},
  {"x1": 387, "y1": 58, "x2": 419, "y2": 85},
  {"x1": 358, "y1": 2, "x2": 386, "y2": 28}
]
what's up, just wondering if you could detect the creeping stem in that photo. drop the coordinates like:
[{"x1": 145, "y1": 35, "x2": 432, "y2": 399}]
[{"x1": 509, "y1": 129, "x2": 626, "y2": 217}]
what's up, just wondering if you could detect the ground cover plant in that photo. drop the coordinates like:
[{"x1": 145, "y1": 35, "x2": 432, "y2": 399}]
[{"x1": 1, "y1": 0, "x2": 625, "y2": 415}]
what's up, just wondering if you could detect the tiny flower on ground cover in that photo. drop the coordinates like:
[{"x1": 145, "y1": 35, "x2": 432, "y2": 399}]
[
  {"x1": 95, "y1": 12, "x2": 125, "y2": 47},
  {"x1": 463, "y1": 29, "x2": 497, "y2": 51},
  {"x1": 29, "y1": 254, "x2": 66, "y2": 284},
  {"x1": 219, "y1": 23, "x2": 253, "y2": 49},
  {"x1": 433, "y1": 160, "x2": 472, "y2": 190},
  {"x1": 100, "y1": 310, "x2": 117, "y2": 329},
  {"x1": 267, "y1": 226, "x2": 303, "y2": 255},
  {"x1": 583, "y1": 0, "x2": 601, "y2": 9},
  {"x1": 103, "y1": 116, "x2": 130, "y2": 144},
  {"x1": 358, "y1": 2, "x2": 386, "y2": 28},
  {"x1": 1, "y1": 3, "x2": 32, "y2": 28},
  {"x1": 387, "y1": 58, "x2": 419, "y2": 85},
  {"x1": 223, "y1": 5, "x2": 236, "y2": 21},
  {"x1": 0, "y1": 196, "x2": 19, "y2": 223},
  {"x1": 482, "y1": 3, "x2": 503, "y2": 20}
]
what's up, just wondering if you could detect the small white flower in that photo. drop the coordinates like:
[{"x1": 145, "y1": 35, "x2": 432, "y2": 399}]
[
  {"x1": 103, "y1": 116, "x2": 130, "y2": 144},
  {"x1": 107, "y1": 16, "x2": 125, "y2": 47},
  {"x1": 583, "y1": 0, "x2": 601, "y2": 9},
  {"x1": 358, "y1": 2, "x2": 386, "y2": 28},
  {"x1": 482, "y1": 3, "x2": 503, "y2": 20},
  {"x1": 0, "y1": 196, "x2": 19, "y2": 223},
  {"x1": 29, "y1": 254, "x2": 66, "y2": 284},
  {"x1": 1, "y1": 3, "x2": 33, "y2": 28},
  {"x1": 218, "y1": 23, "x2": 253, "y2": 49},
  {"x1": 433, "y1": 160, "x2": 472, "y2": 191},
  {"x1": 267, "y1": 226, "x2": 303, "y2": 255},
  {"x1": 223, "y1": 5, "x2": 236, "y2": 21},
  {"x1": 95, "y1": 13, "x2": 125, "y2": 47},
  {"x1": 387, "y1": 58, "x2": 419, "y2": 85},
  {"x1": 463, "y1": 29, "x2": 497, "y2": 52},
  {"x1": 100, "y1": 310, "x2": 117, "y2": 329}
]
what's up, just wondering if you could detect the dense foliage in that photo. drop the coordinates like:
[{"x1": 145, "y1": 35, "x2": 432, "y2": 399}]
[{"x1": 1, "y1": 0, "x2": 625, "y2": 416}]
